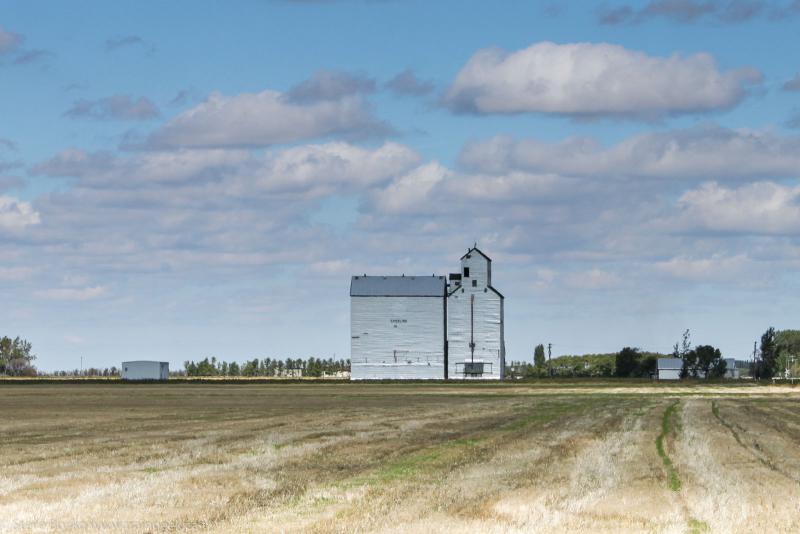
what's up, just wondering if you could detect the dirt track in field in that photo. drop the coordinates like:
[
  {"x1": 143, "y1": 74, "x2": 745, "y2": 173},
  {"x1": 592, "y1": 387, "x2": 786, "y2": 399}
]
[{"x1": 1, "y1": 382, "x2": 799, "y2": 533}]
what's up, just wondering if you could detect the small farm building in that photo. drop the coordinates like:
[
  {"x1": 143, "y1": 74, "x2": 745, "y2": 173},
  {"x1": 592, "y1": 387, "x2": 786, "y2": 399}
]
[
  {"x1": 350, "y1": 246, "x2": 505, "y2": 380},
  {"x1": 657, "y1": 358, "x2": 682, "y2": 380},
  {"x1": 121, "y1": 361, "x2": 169, "y2": 380},
  {"x1": 724, "y1": 358, "x2": 740, "y2": 379}
]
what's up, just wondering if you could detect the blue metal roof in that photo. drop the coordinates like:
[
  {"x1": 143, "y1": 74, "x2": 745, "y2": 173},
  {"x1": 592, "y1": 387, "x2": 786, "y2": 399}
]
[
  {"x1": 350, "y1": 275, "x2": 446, "y2": 297},
  {"x1": 657, "y1": 358, "x2": 683, "y2": 369}
]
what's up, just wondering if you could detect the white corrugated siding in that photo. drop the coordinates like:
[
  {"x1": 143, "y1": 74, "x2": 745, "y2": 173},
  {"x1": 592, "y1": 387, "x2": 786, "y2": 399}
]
[
  {"x1": 658, "y1": 369, "x2": 681, "y2": 380},
  {"x1": 447, "y1": 288, "x2": 504, "y2": 380},
  {"x1": 446, "y1": 251, "x2": 504, "y2": 380},
  {"x1": 351, "y1": 296, "x2": 445, "y2": 379},
  {"x1": 121, "y1": 361, "x2": 168, "y2": 380}
]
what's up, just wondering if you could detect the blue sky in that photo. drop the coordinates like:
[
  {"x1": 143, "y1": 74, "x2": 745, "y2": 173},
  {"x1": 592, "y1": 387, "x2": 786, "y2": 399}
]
[{"x1": 2, "y1": 0, "x2": 800, "y2": 371}]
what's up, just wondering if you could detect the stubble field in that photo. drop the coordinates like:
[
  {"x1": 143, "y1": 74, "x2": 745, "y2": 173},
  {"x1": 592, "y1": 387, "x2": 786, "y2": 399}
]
[{"x1": 2, "y1": 381, "x2": 800, "y2": 533}]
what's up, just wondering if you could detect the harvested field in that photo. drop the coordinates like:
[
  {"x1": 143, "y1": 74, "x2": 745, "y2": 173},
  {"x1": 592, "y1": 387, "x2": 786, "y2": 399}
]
[{"x1": 1, "y1": 382, "x2": 799, "y2": 533}]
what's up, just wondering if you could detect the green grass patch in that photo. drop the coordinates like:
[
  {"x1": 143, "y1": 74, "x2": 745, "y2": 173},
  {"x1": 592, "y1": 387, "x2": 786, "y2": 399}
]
[
  {"x1": 346, "y1": 436, "x2": 485, "y2": 487},
  {"x1": 687, "y1": 518, "x2": 710, "y2": 533},
  {"x1": 141, "y1": 466, "x2": 164, "y2": 473},
  {"x1": 656, "y1": 400, "x2": 681, "y2": 492}
]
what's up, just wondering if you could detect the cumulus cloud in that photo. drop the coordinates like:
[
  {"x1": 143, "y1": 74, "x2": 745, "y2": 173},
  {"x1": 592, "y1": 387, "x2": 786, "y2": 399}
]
[
  {"x1": 20, "y1": 141, "x2": 421, "y2": 286},
  {"x1": 459, "y1": 125, "x2": 800, "y2": 179},
  {"x1": 149, "y1": 89, "x2": 389, "y2": 148},
  {"x1": 670, "y1": 181, "x2": 800, "y2": 234},
  {"x1": 385, "y1": 69, "x2": 435, "y2": 97},
  {"x1": 0, "y1": 195, "x2": 40, "y2": 230},
  {"x1": 285, "y1": 70, "x2": 375, "y2": 103},
  {"x1": 598, "y1": 0, "x2": 795, "y2": 25},
  {"x1": 654, "y1": 254, "x2": 758, "y2": 282},
  {"x1": 35, "y1": 142, "x2": 417, "y2": 195},
  {"x1": 371, "y1": 162, "x2": 451, "y2": 214},
  {"x1": 443, "y1": 42, "x2": 761, "y2": 118},
  {"x1": 64, "y1": 95, "x2": 160, "y2": 121}
]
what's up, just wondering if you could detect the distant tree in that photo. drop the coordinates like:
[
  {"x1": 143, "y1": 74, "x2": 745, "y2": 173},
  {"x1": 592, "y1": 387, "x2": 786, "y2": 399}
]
[
  {"x1": 637, "y1": 354, "x2": 658, "y2": 378},
  {"x1": 615, "y1": 347, "x2": 641, "y2": 378},
  {"x1": 671, "y1": 329, "x2": 692, "y2": 378},
  {"x1": 692, "y1": 345, "x2": 724, "y2": 379},
  {"x1": 758, "y1": 327, "x2": 778, "y2": 379},
  {"x1": 534, "y1": 344, "x2": 546, "y2": 369}
]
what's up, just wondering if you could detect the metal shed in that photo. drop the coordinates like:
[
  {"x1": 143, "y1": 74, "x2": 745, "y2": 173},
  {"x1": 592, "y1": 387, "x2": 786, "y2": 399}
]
[
  {"x1": 121, "y1": 361, "x2": 169, "y2": 380},
  {"x1": 657, "y1": 358, "x2": 683, "y2": 380},
  {"x1": 350, "y1": 275, "x2": 447, "y2": 380}
]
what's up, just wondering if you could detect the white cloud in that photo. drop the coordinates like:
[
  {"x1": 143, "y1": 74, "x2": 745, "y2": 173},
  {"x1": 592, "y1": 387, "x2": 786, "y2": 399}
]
[
  {"x1": 444, "y1": 42, "x2": 761, "y2": 117},
  {"x1": 35, "y1": 147, "x2": 250, "y2": 186},
  {"x1": 654, "y1": 254, "x2": 756, "y2": 282},
  {"x1": 0, "y1": 196, "x2": 40, "y2": 230},
  {"x1": 35, "y1": 286, "x2": 107, "y2": 301},
  {"x1": 149, "y1": 90, "x2": 389, "y2": 148},
  {"x1": 253, "y1": 142, "x2": 420, "y2": 196},
  {"x1": 671, "y1": 181, "x2": 800, "y2": 234},
  {"x1": 370, "y1": 162, "x2": 451, "y2": 214},
  {"x1": 0, "y1": 266, "x2": 35, "y2": 281},
  {"x1": 563, "y1": 268, "x2": 623, "y2": 289},
  {"x1": 459, "y1": 126, "x2": 800, "y2": 179},
  {"x1": 35, "y1": 142, "x2": 417, "y2": 196}
]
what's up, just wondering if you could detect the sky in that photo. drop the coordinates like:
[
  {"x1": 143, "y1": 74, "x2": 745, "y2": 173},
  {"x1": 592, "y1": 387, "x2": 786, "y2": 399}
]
[{"x1": 2, "y1": 0, "x2": 800, "y2": 371}]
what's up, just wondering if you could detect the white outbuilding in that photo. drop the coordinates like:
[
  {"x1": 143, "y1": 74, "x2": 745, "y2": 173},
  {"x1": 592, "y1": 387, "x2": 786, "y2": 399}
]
[
  {"x1": 657, "y1": 358, "x2": 682, "y2": 380},
  {"x1": 121, "y1": 361, "x2": 169, "y2": 380},
  {"x1": 349, "y1": 245, "x2": 505, "y2": 380}
]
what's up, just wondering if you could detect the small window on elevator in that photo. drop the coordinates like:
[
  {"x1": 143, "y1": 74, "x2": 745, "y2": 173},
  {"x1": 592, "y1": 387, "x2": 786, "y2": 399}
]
[
  {"x1": 463, "y1": 267, "x2": 470, "y2": 277},
  {"x1": 472, "y1": 279, "x2": 477, "y2": 287}
]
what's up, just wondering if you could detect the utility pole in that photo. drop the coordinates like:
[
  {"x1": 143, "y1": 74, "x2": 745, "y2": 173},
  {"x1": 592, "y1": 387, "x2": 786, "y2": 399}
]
[
  {"x1": 80, "y1": 356, "x2": 83, "y2": 377},
  {"x1": 753, "y1": 341, "x2": 758, "y2": 380},
  {"x1": 547, "y1": 343, "x2": 552, "y2": 377}
]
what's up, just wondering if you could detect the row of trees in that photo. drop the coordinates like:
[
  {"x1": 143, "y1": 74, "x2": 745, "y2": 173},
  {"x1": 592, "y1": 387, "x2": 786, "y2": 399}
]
[
  {"x1": 0, "y1": 336, "x2": 37, "y2": 376},
  {"x1": 43, "y1": 368, "x2": 120, "y2": 377},
  {"x1": 509, "y1": 331, "x2": 731, "y2": 380},
  {"x1": 183, "y1": 357, "x2": 350, "y2": 377}
]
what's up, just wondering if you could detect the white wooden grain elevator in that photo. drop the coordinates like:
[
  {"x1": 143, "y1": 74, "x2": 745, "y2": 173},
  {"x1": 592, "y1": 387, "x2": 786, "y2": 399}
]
[{"x1": 350, "y1": 246, "x2": 505, "y2": 380}]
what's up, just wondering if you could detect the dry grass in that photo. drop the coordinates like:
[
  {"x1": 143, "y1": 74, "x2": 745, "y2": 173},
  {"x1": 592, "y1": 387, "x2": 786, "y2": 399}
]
[{"x1": 1, "y1": 382, "x2": 799, "y2": 533}]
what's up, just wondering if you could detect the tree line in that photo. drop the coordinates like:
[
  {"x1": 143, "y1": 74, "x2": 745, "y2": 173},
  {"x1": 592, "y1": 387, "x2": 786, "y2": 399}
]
[
  {"x1": 509, "y1": 328, "x2": 800, "y2": 380},
  {"x1": 183, "y1": 357, "x2": 351, "y2": 377}
]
